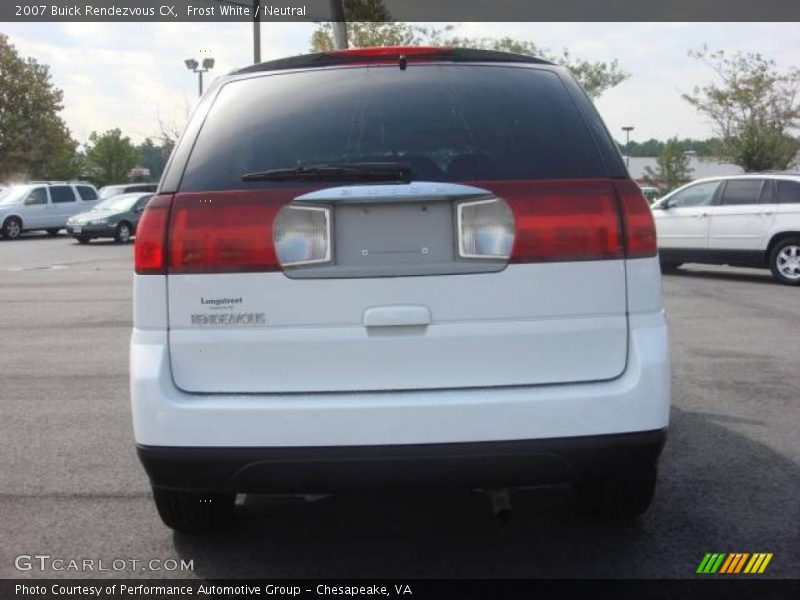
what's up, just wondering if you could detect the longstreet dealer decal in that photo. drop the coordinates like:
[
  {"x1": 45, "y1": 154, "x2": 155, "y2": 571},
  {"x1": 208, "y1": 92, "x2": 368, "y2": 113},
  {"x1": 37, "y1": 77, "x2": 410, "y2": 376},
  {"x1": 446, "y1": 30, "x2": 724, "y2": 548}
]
[
  {"x1": 201, "y1": 296, "x2": 243, "y2": 309},
  {"x1": 192, "y1": 295, "x2": 265, "y2": 325}
]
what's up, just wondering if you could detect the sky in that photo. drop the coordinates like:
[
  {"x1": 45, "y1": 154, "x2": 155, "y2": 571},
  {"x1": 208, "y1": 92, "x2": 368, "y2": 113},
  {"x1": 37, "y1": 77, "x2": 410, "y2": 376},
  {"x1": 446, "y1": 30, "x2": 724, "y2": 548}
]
[{"x1": 2, "y1": 21, "x2": 798, "y2": 146}]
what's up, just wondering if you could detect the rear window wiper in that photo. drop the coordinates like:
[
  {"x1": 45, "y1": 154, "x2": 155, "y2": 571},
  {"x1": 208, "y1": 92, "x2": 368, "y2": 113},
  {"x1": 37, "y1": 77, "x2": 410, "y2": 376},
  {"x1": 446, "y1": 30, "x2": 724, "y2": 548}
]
[{"x1": 241, "y1": 162, "x2": 413, "y2": 183}]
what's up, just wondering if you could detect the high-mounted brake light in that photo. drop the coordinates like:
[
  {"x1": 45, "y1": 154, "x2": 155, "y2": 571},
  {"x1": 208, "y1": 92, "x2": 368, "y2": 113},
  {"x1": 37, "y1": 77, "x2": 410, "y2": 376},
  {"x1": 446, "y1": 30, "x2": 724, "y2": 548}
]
[
  {"x1": 326, "y1": 46, "x2": 450, "y2": 58},
  {"x1": 134, "y1": 194, "x2": 172, "y2": 274}
]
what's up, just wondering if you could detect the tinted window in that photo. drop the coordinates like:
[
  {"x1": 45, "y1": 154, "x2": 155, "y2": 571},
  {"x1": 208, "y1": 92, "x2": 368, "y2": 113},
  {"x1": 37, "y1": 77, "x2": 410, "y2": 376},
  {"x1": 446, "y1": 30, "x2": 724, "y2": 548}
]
[
  {"x1": 721, "y1": 180, "x2": 763, "y2": 206},
  {"x1": 129, "y1": 184, "x2": 156, "y2": 193},
  {"x1": 667, "y1": 181, "x2": 719, "y2": 208},
  {"x1": 776, "y1": 180, "x2": 800, "y2": 204},
  {"x1": 181, "y1": 66, "x2": 608, "y2": 191},
  {"x1": 77, "y1": 186, "x2": 98, "y2": 201},
  {"x1": 134, "y1": 195, "x2": 152, "y2": 211},
  {"x1": 24, "y1": 188, "x2": 48, "y2": 205},
  {"x1": 50, "y1": 185, "x2": 76, "y2": 203}
]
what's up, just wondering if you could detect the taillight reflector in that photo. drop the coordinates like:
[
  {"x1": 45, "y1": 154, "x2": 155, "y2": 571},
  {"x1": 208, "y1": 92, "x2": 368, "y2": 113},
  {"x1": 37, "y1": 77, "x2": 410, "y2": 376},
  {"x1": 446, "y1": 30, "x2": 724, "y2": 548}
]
[
  {"x1": 168, "y1": 194, "x2": 283, "y2": 274},
  {"x1": 615, "y1": 180, "x2": 658, "y2": 258},
  {"x1": 138, "y1": 179, "x2": 656, "y2": 276},
  {"x1": 504, "y1": 181, "x2": 624, "y2": 263},
  {"x1": 134, "y1": 194, "x2": 172, "y2": 274}
]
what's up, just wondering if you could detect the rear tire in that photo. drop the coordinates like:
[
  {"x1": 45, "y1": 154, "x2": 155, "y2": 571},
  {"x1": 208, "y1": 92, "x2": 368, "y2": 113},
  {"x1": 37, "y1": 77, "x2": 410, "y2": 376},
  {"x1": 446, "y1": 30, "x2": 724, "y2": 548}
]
[
  {"x1": 114, "y1": 222, "x2": 132, "y2": 244},
  {"x1": 76, "y1": 236, "x2": 91, "y2": 245},
  {"x1": 768, "y1": 237, "x2": 800, "y2": 286},
  {"x1": 659, "y1": 260, "x2": 682, "y2": 272},
  {"x1": 576, "y1": 467, "x2": 657, "y2": 520},
  {"x1": 151, "y1": 487, "x2": 235, "y2": 532},
  {"x1": 2, "y1": 217, "x2": 22, "y2": 240},
  {"x1": 46, "y1": 228, "x2": 60, "y2": 236}
]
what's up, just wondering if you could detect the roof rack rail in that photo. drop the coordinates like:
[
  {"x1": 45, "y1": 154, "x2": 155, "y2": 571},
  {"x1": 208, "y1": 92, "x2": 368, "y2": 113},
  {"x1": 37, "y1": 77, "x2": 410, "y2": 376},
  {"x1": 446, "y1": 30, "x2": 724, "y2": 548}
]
[
  {"x1": 233, "y1": 47, "x2": 553, "y2": 76},
  {"x1": 28, "y1": 180, "x2": 94, "y2": 185}
]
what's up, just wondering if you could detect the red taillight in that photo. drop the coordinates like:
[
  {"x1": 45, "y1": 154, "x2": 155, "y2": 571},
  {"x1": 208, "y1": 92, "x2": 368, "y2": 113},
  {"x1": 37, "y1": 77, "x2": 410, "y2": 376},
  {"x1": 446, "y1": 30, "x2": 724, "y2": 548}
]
[
  {"x1": 326, "y1": 46, "x2": 449, "y2": 58},
  {"x1": 168, "y1": 192, "x2": 283, "y2": 274},
  {"x1": 615, "y1": 180, "x2": 657, "y2": 258},
  {"x1": 498, "y1": 180, "x2": 624, "y2": 263},
  {"x1": 134, "y1": 194, "x2": 172, "y2": 274},
  {"x1": 140, "y1": 179, "x2": 655, "y2": 275}
]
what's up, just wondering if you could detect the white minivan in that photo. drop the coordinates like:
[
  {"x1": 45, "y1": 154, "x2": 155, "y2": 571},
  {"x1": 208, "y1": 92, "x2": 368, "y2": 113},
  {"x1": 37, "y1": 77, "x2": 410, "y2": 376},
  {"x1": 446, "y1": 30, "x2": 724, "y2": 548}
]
[
  {"x1": 653, "y1": 174, "x2": 800, "y2": 284},
  {"x1": 0, "y1": 182, "x2": 101, "y2": 239},
  {"x1": 131, "y1": 47, "x2": 670, "y2": 531}
]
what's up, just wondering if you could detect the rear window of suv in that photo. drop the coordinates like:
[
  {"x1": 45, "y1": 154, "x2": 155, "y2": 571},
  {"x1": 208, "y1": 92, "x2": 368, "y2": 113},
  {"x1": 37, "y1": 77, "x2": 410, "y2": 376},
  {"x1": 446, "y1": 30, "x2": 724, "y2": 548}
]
[
  {"x1": 776, "y1": 180, "x2": 800, "y2": 204},
  {"x1": 180, "y1": 65, "x2": 608, "y2": 191}
]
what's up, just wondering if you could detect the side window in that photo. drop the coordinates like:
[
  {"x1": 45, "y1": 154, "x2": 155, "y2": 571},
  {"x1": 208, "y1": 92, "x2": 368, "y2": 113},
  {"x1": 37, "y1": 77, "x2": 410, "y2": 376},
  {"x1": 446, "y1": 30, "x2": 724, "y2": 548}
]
[
  {"x1": 77, "y1": 186, "x2": 98, "y2": 201},
  {"x1": 720, "y1": 180, "x2": 763, "y2": 206},
  {"x1": 776, "y1": 180, "x2": 800, "y2": 204},
  {"x1": 135, "y1": 195, "x2": 152, "y2": 211},
  {"x1": 24, "y1": 188, "x2": 48, "y2": 206},
  {"x1": 50, "y1": 185, "x2": 77, "y2": 203},
  {"x1": 668, "y1": 181, "x2": 720, "y2": 208}
]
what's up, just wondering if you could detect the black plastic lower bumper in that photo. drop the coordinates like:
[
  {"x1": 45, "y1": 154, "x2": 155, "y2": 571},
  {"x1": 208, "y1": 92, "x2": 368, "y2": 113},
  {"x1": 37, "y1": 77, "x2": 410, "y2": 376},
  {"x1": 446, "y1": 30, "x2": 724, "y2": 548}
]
[
  {"x1": 66, "y1": 225, "x2": 112, "y2": 238},
  {"x1": 137, "y1": 430, "x2": 667, "y2": 493}
]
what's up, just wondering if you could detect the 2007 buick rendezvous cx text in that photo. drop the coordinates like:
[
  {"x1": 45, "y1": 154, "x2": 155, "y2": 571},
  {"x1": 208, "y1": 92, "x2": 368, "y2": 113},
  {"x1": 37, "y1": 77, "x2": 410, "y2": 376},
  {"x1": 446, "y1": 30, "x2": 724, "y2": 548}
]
[{"x1": 130, "y1": 46, "x2": 670, "y2": 531}]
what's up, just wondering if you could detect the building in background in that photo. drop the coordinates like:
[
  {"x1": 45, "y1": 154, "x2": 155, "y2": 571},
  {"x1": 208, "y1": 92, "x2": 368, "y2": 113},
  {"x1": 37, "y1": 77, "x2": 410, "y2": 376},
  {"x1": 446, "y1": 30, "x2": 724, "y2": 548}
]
[{"x1": 625, "y1": 156, "x2": 743, "y2": 186}]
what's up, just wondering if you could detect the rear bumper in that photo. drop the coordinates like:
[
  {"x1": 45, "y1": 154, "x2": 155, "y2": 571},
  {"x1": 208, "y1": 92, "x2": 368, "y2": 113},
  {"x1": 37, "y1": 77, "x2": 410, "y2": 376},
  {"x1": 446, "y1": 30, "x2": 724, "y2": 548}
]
[
  {"x1": 138, "y1": 429, "x2": 667, "y2": 493},
  {"x1": 130, "y1": 310, "x2": 670, "y2": 448},
  {"x1": 66, "y1": 224, "x2": 113, "y2": 237}
]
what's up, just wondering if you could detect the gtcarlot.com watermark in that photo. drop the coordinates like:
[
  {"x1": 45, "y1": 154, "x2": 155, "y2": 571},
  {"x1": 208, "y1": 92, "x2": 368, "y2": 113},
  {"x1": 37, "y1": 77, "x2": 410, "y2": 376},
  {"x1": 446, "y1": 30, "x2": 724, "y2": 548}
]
[{"x1": 14, "y1": 554, "x2": 194, "y2": 573}]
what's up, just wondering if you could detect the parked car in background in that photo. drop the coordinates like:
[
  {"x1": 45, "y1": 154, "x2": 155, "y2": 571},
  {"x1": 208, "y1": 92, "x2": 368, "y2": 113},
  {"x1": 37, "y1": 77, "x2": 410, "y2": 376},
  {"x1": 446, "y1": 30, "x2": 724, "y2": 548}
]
[
  {"x1": 639, "y1": 185, "x2": 661, "y2": 204},
  {"x1": 132, "y1": 47, "x2": 669, "y2": 532},
  {"x1": 0, "y1": 182, "x2": 101, "y2": 239},
  {"x1": 66, "y1": 192, "x2": 152, "y2": 244},
  {"x1": 98, "y1": 183, "x2": 157, "y2": 199},
  {"x1": 652, "y1": 174, "x2": 800, "y2": 284}
]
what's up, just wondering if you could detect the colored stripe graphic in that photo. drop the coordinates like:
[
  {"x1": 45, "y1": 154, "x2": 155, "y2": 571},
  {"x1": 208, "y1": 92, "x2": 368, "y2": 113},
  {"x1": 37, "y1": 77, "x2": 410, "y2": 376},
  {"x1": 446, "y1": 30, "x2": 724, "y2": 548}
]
[
  {"x1": 744, "y1": 553, "x2": 774, "y2": 574},
  {"x1": 700, "y1": 552, "x2": 773, "y2": 575},
  {"x1": 719, "y1": 553, "x2": 748, "y2": 574},
  {"x1": 719, "y1": 554, "x2": 736, "y2": 574},
  {"x1": 758, "y1": 554, "x2": 773, "y2": 573},
  {"x1": 696, "y1": 553, "x2": 713, "y2": 573},
  {"x1": 697, "y1": 553, "x2": 727, "y2": 573},
  {"x1": 733, "y1": 553, "x2": 750, "y2": 573}
]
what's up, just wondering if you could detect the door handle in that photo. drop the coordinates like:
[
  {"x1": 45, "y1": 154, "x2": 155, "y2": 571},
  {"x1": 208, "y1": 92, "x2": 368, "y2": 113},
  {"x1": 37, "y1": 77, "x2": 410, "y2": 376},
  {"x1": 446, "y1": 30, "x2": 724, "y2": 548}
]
[
  {"x1": 693, "y1": 213, "x2": 708, "y2": 218},
  {"x1": 363, "y1": 305, "x2": 431, "y2": 327}
]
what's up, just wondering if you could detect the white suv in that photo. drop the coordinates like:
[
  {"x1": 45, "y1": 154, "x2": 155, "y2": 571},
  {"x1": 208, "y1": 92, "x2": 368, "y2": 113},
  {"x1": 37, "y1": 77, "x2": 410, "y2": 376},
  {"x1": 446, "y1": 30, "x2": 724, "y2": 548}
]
[
  {"x1": 0, "y1": 182, "x2": 101, "y2": 239},
  {"x1": 653, "y1": 174, "x2": 800, "y2": 284},
  {"x1": 131, "y1": 47, "x2": 670, "y2": 531}
]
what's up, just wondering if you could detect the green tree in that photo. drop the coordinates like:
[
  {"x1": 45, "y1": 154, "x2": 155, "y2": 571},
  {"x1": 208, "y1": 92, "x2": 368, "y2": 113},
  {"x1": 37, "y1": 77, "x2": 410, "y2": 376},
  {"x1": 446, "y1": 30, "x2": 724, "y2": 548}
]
[
  {"x1": 310, "y1": 1, "x2": 629, "y2": 99},
  {"x1": 0, "y1": 33, "x2": 80, "y2": 181},
  {"x1": 683, "y1": 48, "x2": 800, "y2": 171},
  {"x1": 83, "y1": 129, "x2": 140, "y2": 187},
  {"x1": 643, "y1": 138, "x2": 693, "y2": 193},
  {"x1": 616, "y1": 137, "x2": 723, "y2": 158},
  {"x1": 136, "y1": 138, "x2": 172, "y2": 181}
]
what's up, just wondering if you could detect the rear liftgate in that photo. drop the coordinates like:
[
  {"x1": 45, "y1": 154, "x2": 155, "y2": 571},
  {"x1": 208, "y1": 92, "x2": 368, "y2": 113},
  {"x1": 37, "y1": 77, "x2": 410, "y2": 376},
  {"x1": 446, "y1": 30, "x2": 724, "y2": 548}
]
[{"x1": 164, "y1": 180, "x2": 632, "y2": 393}]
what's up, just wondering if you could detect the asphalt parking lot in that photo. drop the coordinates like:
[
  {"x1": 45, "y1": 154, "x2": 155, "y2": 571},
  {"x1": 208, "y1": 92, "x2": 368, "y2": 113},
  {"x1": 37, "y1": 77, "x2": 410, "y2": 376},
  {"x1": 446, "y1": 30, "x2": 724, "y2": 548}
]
[{"x1": 1, "y1": 233, "x2": 798, "y2": 579}]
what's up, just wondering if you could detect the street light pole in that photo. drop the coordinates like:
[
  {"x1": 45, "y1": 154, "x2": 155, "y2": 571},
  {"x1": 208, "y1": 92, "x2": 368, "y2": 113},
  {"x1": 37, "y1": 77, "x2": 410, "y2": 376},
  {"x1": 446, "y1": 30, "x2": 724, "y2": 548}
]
[
  {"x1": 252, "y1": 0, "x2": 261, "y2": 63},
  {"x1": 622, "y1": 126, "x2": 634, "y2": 168},
  {"x1": 185, "y1": 57, "x2": 215, "y2": 97},
  {"x1": 329, "y1": 0, "x2": 348, "y2": 49}
]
